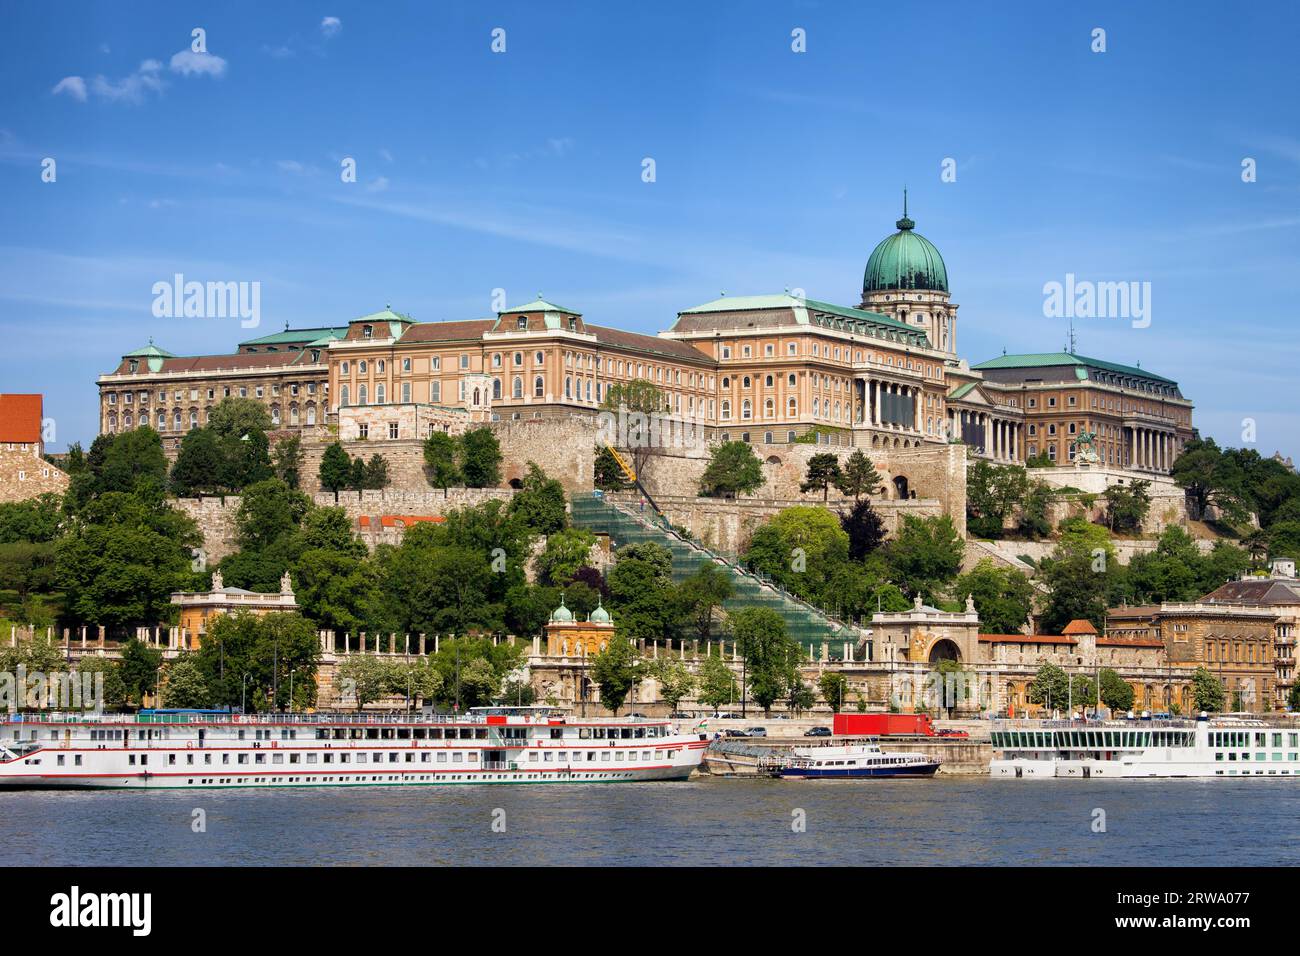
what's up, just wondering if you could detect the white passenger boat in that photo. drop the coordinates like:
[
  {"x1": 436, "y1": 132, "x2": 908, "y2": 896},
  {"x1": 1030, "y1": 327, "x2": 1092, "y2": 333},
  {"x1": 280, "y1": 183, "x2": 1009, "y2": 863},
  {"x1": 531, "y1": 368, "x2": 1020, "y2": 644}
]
[
  {"x1": 990, "y1": 713, "x2": 1300, "y2": 779},
  {"x1": 0, "y1": 707, "x2": 709, "y2": 789},
  {"x1": 773, "y1": 741, "x2": 940, "y2": 779}
]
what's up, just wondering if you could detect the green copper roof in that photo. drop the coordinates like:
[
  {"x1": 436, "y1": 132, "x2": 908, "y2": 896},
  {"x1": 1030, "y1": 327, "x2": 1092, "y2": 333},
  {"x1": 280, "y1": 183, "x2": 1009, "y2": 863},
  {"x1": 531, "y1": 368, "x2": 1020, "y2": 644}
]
[
  {"x1": 500, "y1": 298, "x2": 580, "y2": 316},
  {"x1": 239, "y1": 327, "x2": 347, "y2": 347},
  {"x1": 972, "y1": 351, "x2": 1177, "y2": 385},
  {"x1": 123, "y1": 342, "x2": 176, "y2": 373},
  {"x1": 677, "y1": 293, "x2": 931, "y2": 348},
  {"x1": 863, "y1": 196, "x2": 949, "y2": 294},
  {"x1": 946, "y1": 382, "x2": 979, "y2": 401}
]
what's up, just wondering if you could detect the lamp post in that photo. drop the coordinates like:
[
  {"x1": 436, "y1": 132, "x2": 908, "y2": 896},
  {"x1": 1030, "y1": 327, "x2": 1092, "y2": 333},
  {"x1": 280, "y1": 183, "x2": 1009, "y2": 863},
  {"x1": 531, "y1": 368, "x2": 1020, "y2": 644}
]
[{"x1": 242, "y1": 673, "x2": 251, "y2": 714}]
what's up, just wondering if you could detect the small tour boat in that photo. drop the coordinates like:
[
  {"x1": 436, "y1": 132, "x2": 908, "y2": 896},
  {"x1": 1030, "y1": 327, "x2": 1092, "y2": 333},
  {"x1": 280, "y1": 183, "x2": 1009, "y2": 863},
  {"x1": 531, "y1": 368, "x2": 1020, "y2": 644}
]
[{"x1": 773, "y1": 741, "x2": 940, "y2": 779}]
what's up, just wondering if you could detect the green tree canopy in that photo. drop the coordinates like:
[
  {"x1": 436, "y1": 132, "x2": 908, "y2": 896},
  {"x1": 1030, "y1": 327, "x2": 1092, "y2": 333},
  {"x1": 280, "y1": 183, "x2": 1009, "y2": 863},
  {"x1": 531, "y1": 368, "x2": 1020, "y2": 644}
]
[
  {"x1": 834, "y1": 450, "x2": 882, "y2": 501},
  {"x1": 423, "y1": 430, "x2": 461, "y2": 496},
  {"x1": 801, "y1": 453, "x2": 842, "y2": 502},
  {"x1": 460, "y1": 427, "x2": 502, "y2": 488},
  {"x1": 591, "y1": 635, "x2": 645, "y2": 714},
  {"x1": 699, "y1": 441, "x2": 765, "y2": 499},
  {"x1": 732, "y1": 606, "x2": 801, "y2": 717},
  {"x1": 955, "y1": 559, "x2": 1034, "y2": 634}
]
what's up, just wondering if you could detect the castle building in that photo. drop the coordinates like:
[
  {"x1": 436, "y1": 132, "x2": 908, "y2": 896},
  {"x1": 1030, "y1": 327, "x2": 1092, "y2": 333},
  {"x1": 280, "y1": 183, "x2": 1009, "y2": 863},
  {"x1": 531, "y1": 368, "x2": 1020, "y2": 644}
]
[
  {"x1": 93, "y1": 202, "x2": 1194, "y2": 476},
  {"x1": 169, "y1": 570, "x2": 300, "y2": 650},
  {"x1": 0, "y1": 393, "x2": 69, "y2": 503}
]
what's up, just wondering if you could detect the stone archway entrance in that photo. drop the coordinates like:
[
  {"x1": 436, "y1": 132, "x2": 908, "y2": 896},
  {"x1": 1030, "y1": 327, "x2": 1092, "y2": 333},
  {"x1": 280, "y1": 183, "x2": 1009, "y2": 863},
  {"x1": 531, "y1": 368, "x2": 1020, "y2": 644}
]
[
  {"x1": 927, "y1": 638, "x2": 961, "y2": 663},
  {"x1": 893, "y1": 475, "x2": 910, "y2": 499}
]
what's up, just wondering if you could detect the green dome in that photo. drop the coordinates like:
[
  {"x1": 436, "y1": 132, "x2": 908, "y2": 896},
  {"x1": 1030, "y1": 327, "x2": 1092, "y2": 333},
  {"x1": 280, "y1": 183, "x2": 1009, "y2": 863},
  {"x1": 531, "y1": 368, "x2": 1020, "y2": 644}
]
[
  {"x1": 549, "y1": 597, "x2": 573, "y2": 624},
  {"x1": 589, "y1": 599, "x2": 610, "y2": 625},
  {"x1": 863, "y1": 202, "x2": 948, "y2": 295}
]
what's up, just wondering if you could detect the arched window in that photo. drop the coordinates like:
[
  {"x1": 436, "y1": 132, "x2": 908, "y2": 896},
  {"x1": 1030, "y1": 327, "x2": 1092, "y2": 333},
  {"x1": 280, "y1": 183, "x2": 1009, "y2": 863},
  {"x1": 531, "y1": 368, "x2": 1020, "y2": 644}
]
[
  {"x1": 290, "y1": 405, "x2": 299, "y2": 426},
  {"x1": 359, "y1": 360, "x2": 367, "y2": 373},
  {"x1": 123, "y1": 412, "x2": 132, "y2": 428},
  {"x1": 534, "y1": 376, "x2": 544, "y2": 398},
  {"x1": 173, "y1": 409, "x2": 182, "y2": 430},
  {"x1": 787, "y1": 398, "x2": 797, "y2": 416},
  {"x1": 492, "y1": 378, "x2": 502, "y2": 400},
  {"x1": 742, "y1": 399, "x2": 752, "y2": 420},
  {"x1": 722, "y1": 376, "x2": 730, "y2": 389},
  {"x1": 514, "y1": 352, "x2": 523, "y2": 366},
  {"x1": 764, "y1": 398, "x2": 775, "y2": 418},
  {"x1": 473, "y1": 387, "x2": 481, "y2": 405},
  {"x1": 189, "y1": 410, "x2": 198, "y2": 429},
  {"x1": 376, "y1": 383, "x2": 385, "y2": 404},
  {"x1": 564, "y1": 377, "x2": 572, "y2": 399},
  {"x1": 306, "y1": 404, "x2": 317, "y2": 425},
  {"x1": 340, "y1": 384, "x2": 350, "y2": 407},
  {"x1": 513, "y1": 377, "x2": 523, "y2": 399},
  {"x1": 721, "y1": 400, "x2": 731, "y2": 420},
  {"x1": 358, "y1": 384, "x2": 368, "y2": 405}
]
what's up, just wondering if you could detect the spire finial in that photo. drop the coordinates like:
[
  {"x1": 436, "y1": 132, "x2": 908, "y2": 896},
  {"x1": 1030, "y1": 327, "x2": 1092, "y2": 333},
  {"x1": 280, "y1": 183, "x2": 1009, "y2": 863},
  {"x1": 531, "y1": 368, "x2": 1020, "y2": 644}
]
[
  {"x1": 896, "y1": 187, "x2": 915, "y2": 231},
  {"x1": 903, "y1": 186, "x2": 908, "y2": 218}
]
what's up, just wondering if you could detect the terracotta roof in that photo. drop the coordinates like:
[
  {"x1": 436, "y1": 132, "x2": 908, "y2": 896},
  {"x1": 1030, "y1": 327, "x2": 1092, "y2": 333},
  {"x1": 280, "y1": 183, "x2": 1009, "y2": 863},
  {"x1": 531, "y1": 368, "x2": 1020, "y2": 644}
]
[
  {"x1": 1097, "y1": 635, "x2": 1165, "y2": 648},
  {"x1": 1062, "y1": 619, "x2": 1099, "y2": 635},
  {"x1": 0, "y1": 394, "x2": 42, "y2": 443},
  {"x1": 978, "y1": 634, "x2": 1077, "y2": 645},
  {"x1": 358, "y1": 515, "x2": 446, "y2": 528},
  {"x1": 398, "y1": 320, "x2": 496, "y2": 344},
  {"x1": 586, "y1": 324, "x2": 715, "y2": 365},
  {"x1": 110, "y1": 352, "x2": 318, "y2": 375}
]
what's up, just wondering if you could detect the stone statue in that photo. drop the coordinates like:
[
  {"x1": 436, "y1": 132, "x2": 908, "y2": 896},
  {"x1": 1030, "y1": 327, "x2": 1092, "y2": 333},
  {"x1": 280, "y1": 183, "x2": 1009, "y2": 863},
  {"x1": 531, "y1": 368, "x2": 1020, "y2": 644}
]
[
  {"x1": 280, "y1": 570, "x2": 293, "y2": 595},
  {"x1": 211, "y1": 570, "x2": 224, "y2": 591},
  {"x1": 1073, "y1": 429, "x2": 1101, "y2": 464}
]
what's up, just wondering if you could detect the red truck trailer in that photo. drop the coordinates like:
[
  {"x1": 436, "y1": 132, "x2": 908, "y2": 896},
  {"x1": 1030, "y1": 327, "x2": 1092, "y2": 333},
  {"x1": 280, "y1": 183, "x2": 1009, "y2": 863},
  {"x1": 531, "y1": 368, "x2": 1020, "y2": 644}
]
[{"x1": 831, "y1": 713, "x2": 937, "y2": 736}]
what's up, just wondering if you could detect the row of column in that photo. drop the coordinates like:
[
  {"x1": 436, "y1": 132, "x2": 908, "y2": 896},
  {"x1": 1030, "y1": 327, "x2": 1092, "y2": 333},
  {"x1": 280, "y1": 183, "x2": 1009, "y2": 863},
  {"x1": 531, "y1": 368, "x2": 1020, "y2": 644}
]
[
  {"x1": 949, "y1": 409, "x2": 1021, "y2": 462},
  {"x1": 1131, "y1": 427, "x2": 1176, "y2": 472},
  {"x1": 861, "y1": 378, "x2": 923, "y2": 432}
]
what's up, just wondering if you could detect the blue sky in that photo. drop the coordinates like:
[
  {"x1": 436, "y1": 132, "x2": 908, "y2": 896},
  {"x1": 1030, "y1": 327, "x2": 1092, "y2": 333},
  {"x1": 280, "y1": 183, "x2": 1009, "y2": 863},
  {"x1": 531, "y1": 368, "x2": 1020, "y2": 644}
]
[{"x1": 2, "y1": 0, "x2": 1298, "y2": 454}]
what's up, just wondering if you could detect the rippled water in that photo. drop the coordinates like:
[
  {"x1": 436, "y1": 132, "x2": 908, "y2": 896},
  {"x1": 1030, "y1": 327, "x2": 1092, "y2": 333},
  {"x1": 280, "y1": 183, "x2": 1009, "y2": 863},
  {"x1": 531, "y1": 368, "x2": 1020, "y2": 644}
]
[{"x1": 1, "y1": 777, "x2": 1294, "y2": 866}]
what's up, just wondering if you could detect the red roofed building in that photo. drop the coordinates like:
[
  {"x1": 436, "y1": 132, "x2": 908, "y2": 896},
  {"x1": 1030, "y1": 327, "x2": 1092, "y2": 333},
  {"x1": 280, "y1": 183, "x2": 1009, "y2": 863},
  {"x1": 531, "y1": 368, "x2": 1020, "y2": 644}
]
[{"x1": 0, "y1": 394, "x2": 70, "y2": 504}]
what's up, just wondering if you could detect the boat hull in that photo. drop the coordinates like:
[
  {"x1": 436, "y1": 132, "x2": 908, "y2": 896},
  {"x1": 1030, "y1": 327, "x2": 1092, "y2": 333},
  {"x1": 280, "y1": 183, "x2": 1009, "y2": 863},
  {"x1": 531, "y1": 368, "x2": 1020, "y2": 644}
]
[{"x1": 780, "y1": 761, "x2": 940, "y2": 780}]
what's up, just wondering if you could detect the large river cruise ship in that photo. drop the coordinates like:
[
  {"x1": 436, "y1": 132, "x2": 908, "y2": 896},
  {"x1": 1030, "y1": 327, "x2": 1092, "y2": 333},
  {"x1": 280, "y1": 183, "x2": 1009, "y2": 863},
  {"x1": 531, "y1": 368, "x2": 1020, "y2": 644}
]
[
  {"x1": 0, "y1": 707, "x2": 709, "y2": 789},
  {"x1": 990, "y1": 714, "x2": 1300, "y2": 779}
]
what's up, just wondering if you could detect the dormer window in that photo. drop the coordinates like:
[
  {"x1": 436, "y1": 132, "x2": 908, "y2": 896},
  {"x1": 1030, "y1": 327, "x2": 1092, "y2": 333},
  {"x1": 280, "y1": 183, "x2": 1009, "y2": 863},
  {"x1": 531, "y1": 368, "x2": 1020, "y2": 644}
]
[
  {"x1": 362, "y1": 325, "x2": 374, "y2": 339},
  {"x1": 516, "y1": 316, "x2": 527, "y2": 330},
  {"x1": 310, "y1": 350, "x2": 321, "y2": 363},
  {"x1": 128, "y1": 360, "x2": 139, "y2": 373},
  {"x1": 568, "y1": 317, "x2": 578, "y2": 331}
]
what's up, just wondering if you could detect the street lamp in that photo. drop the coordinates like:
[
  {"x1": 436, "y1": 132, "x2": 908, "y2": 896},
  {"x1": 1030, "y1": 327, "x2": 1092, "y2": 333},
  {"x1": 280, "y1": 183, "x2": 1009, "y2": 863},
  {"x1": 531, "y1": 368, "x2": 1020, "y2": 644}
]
[{"x1": 242, "y1": 673, "x2": 251, "y2": 713}]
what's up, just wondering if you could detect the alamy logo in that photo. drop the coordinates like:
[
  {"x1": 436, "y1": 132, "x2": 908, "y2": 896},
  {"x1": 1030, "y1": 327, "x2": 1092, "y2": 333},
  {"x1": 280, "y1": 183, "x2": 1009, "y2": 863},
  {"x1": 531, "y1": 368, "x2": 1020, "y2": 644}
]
[
  {"x1": 49, "y1": 886, "x2": 152, "y2": 936},
  {"x1": 1042, "y1": 273, "x2": 1151, "y2": 329},
  {"x1": 151, "y1": 273, "x2": 261, "y2": 328}
]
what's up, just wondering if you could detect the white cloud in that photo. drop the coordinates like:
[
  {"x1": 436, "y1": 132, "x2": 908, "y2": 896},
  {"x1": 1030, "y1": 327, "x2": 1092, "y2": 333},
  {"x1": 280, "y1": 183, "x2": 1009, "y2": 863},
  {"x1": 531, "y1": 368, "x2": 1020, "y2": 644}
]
[
  {"x1": 51, "y1": 76, "x2": 88, "y2": 101},
  {"x1": 277, "y1": 160, "x2": 305, "y2": 173},
  {"x1": 321, "y1": 17, "x2": 342, "y2": 38},
  {"x1": 366, "y1": 176, "x2": 390, "y2": 193},
  {"x1": 169, "y1": 49, "x2": 228, "y2": 78},
  {"x1": 90, "y1": 63, "x2": 164, "y2": 105}
]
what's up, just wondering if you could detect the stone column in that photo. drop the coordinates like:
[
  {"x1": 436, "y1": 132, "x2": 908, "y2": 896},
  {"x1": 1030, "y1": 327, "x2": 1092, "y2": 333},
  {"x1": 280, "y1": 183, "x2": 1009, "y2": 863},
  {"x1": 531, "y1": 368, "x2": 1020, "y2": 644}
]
[{"x1": 983, "y1": 414, "x2": 992, "y2": 456}]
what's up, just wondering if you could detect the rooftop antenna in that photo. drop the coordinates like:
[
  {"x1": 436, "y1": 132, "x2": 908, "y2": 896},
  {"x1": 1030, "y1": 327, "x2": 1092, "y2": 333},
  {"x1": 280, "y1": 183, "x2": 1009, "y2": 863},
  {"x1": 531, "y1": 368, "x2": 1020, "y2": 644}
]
[{"x1": 1065, "y1": 316, "x2": 1077, "y2": 354}]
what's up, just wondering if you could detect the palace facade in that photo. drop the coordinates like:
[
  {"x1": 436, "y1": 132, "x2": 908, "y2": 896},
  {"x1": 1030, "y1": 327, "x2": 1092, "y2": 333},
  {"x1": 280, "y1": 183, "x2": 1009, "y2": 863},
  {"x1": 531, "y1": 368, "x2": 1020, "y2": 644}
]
[{"x1": 95, "y1": 203, "x2": 1195, "y2": 474}]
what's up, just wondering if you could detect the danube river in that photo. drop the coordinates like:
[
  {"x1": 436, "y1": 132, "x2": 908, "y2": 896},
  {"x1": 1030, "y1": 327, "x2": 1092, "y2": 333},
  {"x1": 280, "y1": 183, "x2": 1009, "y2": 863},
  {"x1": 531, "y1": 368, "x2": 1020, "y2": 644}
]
[{"x1": 1, "y1": 777, "x2": 1293, "y2": 866}]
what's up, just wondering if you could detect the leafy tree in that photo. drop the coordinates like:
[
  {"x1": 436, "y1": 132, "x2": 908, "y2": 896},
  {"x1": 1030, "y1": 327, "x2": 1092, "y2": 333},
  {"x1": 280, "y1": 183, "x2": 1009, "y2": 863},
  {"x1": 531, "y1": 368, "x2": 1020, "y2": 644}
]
[
  {"x1": 696, "y1": 654, "x2": 737, "y2": 711},
  {"x1": 732, "y1": 607, "x2": 800, "y2": 717},
  {"x1": 319, "y1": 442, "x2": 352, "y2": 502},
  {"x1": 235, "y1": 479, "x2": 312, "y2": 553},
  {"x1": 884, "y1": 514, "x2": 965, "y2": 602},
  {"x1": 0, "y1": 541, "x2": 58, "y2": 602},
  {"x1": 744, "y1": 505, "x2": 848, "y2": 607},
  {"x1": 119, "y1": 638, "x2": 164, "y2": 706},
  {"x1": 1241, "y1": 528, "x2": 1270, "y2": 568},
  {"x1": 534, "y1": 528, "x2": 596, "y2": 587},
  {"x1": 1026, "y1": 663, "x2": 1094, "y2": 714},
  {"x1": 1098, "y1": 668, "x2": 1135, "y2": 712},
  {"x1": 460, "y1": 427, "x2": 502, "y2": 488},
  {"x1": 788, "y1": 680, "x2": 816, "y2": 716},
  {"x1": 294, "y1": 547, "x2": 383, "y2": 635},
  {"x1": 1106, "y1": 479, "x2": 1152, "y2": 534},
  {"x1": 362, "y1": 453, "x2": 390, "y2": 490},
  {"x1": 336, "y1": 654, "x2": 386, "y2": 711},
  {"x1": 503, "y1": 582, "x2": 561, "y2": 638},
  {"x1": 675, "y1": 561, "x2": 734, "y2": 642},
  {"x1": 966, "y1": 460, "x2": 1030, "y2": 539},
  {"x1": 169, "y1": 427, "x2": 227, "y2": 496},
  {"x1": 90, "y1": 427, "x2": 169, "y2": 498},
  {"x1": 591, "y1": 636, "x2": 645, "y2": 714},
  {"x1": 195, "y1": 612, "x2": 319, "y2": 712},
  {"x1": 841, "y1": 498, "x2": 886, "y2": 560},
  {"x1": 1024, "y1": 451, "x2": 1054, "y2": 468},
  {"x1": 607, "y1": 542, "x2": 679, "y2": 644},
  {"x1": 272, "y1": 434, "x2": 304, "y2": 489},
  {"x1": 428, "y1": 636, "x2": 522, "y2": 711},
  {"x1": 801, "y1": 453, "x2": 842, "y2": 502},
  {"x1": 818, "y1": 671, "x2": 849, "y2": 712},
  {"x1": 73, "y1": 656, "x2": 128, "y2": 711},
  {"x1": 699, "y1": 441, "x2": 765, "y2": 499},
  {"x1": 206, "y1": 397, "x2": 272, "y2": 440},
  {"x1": 650, "y1": 658, "x2": 695, "y2": 713},
  {"x1": 1268, "y1": 521, "x2": 1300, "y2": 561},
  {"x1": 955, "y1": 559, "x2": 1034, "y2": 634},
  {"x1": 594, "y1": 445, "x2": 631, "y2": 491},
  {"x1": 0, "y1": 494, "x2": 63, "y2": 544},
  {"x1": 1017, "y1": 480, "x2": 1054, "y2": 539},
  {"x1": 834, "y1": 450, "x2": 882, "y2": 501},
  {"x1": 1171, "y1": 437, "x2": 1250, "y2": 525},
  {"x1": 423, "y1": 431, "x2": 461, "y2": 496},
  {"x1": 602, "y1": 379, "x2": 669, "y2": 474},
  {"x1": 162, "y1": 654, "x2": 211, "y2": 708},
  {"x1": 509, "y1": 462, "x2": 568, "y2": 535},
  {"x1": 1191, "y1": 666, "x2": 1225, "y2": 713}
]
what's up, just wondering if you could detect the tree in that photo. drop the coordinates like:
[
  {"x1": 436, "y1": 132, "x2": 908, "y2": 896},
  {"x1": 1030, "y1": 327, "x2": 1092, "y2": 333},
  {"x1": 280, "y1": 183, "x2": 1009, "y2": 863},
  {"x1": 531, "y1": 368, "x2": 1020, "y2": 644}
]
[
  {"x1": 272, "y1": 434, "x2": 304, "y2": 489},
  {"x1": 1026, "y1": 663, "x2": 1094, "y2": 715},
  {"x1": 0, "y1": 541, "x2": 58, "y2": 602},
  {"x1": 1106, "y1": 479, "x2": 1152, "y2": 534},
  {"x1": 0, "y1": 494, "x2": 63, "y2": 544},
  {"x1": 594, "y1": 445, "x2": 631, "y2": 491},
  {"x1": 460, "y1": 427, "x2": 502, "y2": 488},
  {"x1": 423, "y1": 431, "x2": 461, "y2": 497},
  {"x1": 169, "y1": 427, "x2": 227, "y2": 496},
  {"x1": 966, "y1": 460, "x2": 1030, "y2": 539},
  {"x1": 363, "y1": 454, "x2": 390, "y2": 490},
  {"x1": 732, "y1": 607, "x2": 800, "y2": 717},
  {"x1": 675, "y1": 561, "x2": 734, "y2": 642},
  {"x1": 119, "y1": 638, "x2": 164, "y2": 706},
  {"x1": 955, "y1": 560, "x2": 1034, "y2": 634},
  {"x1": 788, "y1": 681, "x2": 816, "y2": 716},
  {"x1": 818, "y1": 671, "x2": 849, "y2": 712},
  {"x1": 801, "y1": 453, "x2": 842, "y2": 502},
  {"x1": 1241, "y1": 528, "x2": 1270, "y2": 568},
  {"x1": 163, "y1": 654, "x2": 211, "y2": 708},
  {"x1": 1171, "y1": 438, "x2": 1250, "y2": 525},
  {"x1": 744, "y1": 505, "x2": 849, "y2": 607},
  {"x1": 841, "y1": 498, "x2": 886, "y2": 560},
  {"x1": 196, "y1": 612, "x2": 319, "y2": 712},
  {"x1": 650, "y1": 658, "x2": 695, "y2": 713},
  {"x1": 696, "y1": 654, "x2": 737, "y2": 712},
  {"x1": 699, "y1": 441, "x2": 765, "y2": 499},
  {"x1": 1017, "y1": 480, "x2": 1054, "y2": 539},
  {"x1": 509, "y1": 462, "x2": 568, "y2": 535},
  {"x1": 319, "y1": 442, "x2": 352, "y2": 502},
  {"x1": 336, "y1": 654, "x2": 386, "y2": 711},
  {"x1": 602, "y1": 379, "x2": 669, "y2": 474},
  {"x1": 1268, "y1": 521, "x2": 1300, "y2": 561},
  {"x1": 834, "y1": 450, "x2": 882, "y2": 502},
  {"x1": 1038, "y1": 520, "x2": 1117, "y2": 634},
  {"x1": 1191, "y1": 666, "x2": 1225, "y2": 713},
  {"x1": 1098, "y1": 668, "x2": 1135, "y2": 712},
  {"x1": 884, "y1": 514, "x2": 965, "y2": 602},
  {"x1": 234, "y1": 479, "x2": 311, "y2": 553},
  {"x1": 590, "y1": 635, "x2": 643, "y2": 715},
  {"x1": 534, "y1": 527, "x2": 596, "y2": 587},
  {"x1": 207, "y1": 397, "x2": 272, "y2": 440},
  {"x1": 73, "y1": 656, "x2": 128, "y2": 711}
]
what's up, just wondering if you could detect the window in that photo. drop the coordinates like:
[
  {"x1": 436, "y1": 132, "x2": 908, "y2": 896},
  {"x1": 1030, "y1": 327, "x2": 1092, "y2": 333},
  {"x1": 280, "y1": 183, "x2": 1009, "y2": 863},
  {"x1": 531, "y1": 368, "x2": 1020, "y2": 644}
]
[
  {"x1": 388, "y1": 423, "x2": 399, "y2": 440},
  {"x1": 534, "y1": 376, "x2": 544, "y2": 398}
]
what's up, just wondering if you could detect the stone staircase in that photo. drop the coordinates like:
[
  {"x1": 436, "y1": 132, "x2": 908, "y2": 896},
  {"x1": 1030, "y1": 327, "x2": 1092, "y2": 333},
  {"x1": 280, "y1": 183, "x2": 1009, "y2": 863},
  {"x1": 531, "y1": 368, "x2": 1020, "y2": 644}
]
[{"x1": 570, "y1": 493, "x2": 863, "y2": 651}]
